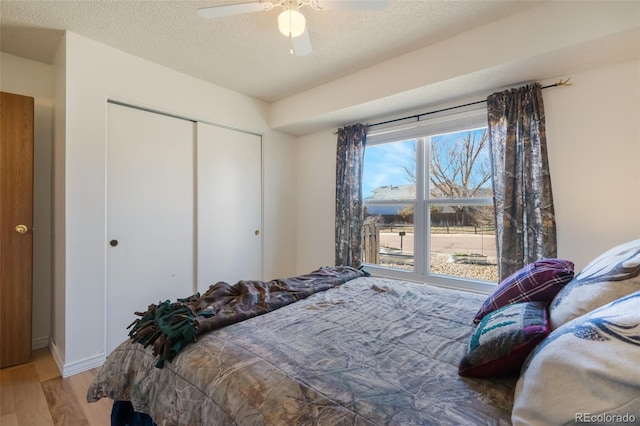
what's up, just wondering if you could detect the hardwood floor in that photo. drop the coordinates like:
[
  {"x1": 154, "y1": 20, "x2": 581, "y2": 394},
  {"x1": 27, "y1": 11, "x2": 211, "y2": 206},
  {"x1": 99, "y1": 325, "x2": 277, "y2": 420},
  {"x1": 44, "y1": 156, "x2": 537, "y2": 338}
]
[{"x1": 0, "y1": 348, "x2": 112, "y2": 426}]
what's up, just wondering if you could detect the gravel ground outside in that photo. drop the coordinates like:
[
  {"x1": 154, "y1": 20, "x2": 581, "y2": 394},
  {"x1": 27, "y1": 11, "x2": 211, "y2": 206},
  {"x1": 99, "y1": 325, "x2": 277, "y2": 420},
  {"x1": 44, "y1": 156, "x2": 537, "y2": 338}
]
[
  {"x1": 379, "y1": 253, "x2": 499, "y2": 283},
  {"x1": 430, "y1": 254, "x2": 498, "y2": 282},
  {"x1": 375, "y1": 231, "x2": 499, "y2": 283}
]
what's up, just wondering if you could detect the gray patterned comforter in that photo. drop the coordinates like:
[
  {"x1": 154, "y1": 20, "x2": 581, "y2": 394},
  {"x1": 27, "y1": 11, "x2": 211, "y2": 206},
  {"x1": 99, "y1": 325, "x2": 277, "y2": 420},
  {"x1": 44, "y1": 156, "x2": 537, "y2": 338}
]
[{"x1": 87, "y1": 276, "x2": 515, "y2": 425}]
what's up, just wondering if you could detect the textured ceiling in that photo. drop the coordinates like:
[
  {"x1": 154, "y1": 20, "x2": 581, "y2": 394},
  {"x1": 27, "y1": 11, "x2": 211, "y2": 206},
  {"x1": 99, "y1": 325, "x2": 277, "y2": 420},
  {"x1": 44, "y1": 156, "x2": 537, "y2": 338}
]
[{"x1": 0, "y1": 0, "x2": 542, "y2": 103}]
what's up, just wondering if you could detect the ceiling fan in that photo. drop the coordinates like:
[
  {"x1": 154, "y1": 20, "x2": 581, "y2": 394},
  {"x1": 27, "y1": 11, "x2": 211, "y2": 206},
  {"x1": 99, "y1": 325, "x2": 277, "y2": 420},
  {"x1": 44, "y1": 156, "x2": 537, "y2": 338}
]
[{"x1": 197, "y1": 0, "x2": 389, "y2": 56}]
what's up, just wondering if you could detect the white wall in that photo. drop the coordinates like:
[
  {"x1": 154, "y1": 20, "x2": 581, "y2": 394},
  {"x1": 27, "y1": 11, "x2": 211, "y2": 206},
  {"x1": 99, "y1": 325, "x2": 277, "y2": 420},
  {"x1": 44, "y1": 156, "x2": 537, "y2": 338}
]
[
  {"x1": 56, "y1": 32, "x2": 297, "y2": 376},
  {"x1": 52, "y1": 39, "x2": 67, "y2": 360},
  {"x1": 0, "y1": 52, "x2": 54, "y2": 350},
  {"x1": 544, "y1": 60, "x2": 640, "y2": 266},
  {"x1": 295, "y1": 59, "x2": 640, "y2": 275},
  {"x1": 295, "y1": 131, "x2": 337, "y2": 274},
  {"x1": 263, "y1": 131, "x2": 298, "y2": 278}
]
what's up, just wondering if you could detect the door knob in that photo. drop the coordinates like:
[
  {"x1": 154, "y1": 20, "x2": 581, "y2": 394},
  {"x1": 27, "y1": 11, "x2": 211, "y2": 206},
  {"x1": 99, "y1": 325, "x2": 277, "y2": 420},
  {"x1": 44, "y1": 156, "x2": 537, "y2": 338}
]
[{"x1": 15, "y1": 224, "x2": 28, "y2": 234}]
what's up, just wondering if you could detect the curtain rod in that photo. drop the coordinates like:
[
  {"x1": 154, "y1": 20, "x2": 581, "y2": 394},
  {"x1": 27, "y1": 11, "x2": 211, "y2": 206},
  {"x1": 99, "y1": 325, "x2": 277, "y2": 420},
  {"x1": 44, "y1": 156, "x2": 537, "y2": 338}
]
[{"x1": 365, "y1": 77, "x2": 572, "y2": 130}]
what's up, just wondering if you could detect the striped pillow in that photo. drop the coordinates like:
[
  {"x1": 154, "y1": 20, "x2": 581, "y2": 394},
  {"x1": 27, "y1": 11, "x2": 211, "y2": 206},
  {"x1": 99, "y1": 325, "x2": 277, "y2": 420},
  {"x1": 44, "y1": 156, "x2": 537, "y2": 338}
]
[{"x1": 473, "y1": 259, "x2": 574, "y2": 324}]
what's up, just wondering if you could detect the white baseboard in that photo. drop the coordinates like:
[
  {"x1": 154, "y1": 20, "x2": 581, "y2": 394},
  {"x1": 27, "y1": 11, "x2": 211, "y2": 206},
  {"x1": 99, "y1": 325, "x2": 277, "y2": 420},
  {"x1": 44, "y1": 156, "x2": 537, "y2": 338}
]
[
  {"x1": 32, "y1": 336, "x2": 50, "y2": 350},
  {"x1": 49, "y1": 338, "x2": 107, "y2": 378},
  {"x1": 49, "y1": 338, "x2": 65, "y2": 374},
  {"x1": 62, "y1": 353, "x2": 106, "y2": 378}
]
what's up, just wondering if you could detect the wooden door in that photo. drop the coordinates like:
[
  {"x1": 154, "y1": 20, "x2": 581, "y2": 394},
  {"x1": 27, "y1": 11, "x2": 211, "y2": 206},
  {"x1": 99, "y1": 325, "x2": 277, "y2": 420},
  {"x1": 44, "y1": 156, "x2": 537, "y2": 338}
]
[
  {"x1": 196, "y1": 122, "x2": 262, "y2": 290},
  {"x1": 0, "y1": 92, "x2": 34, "y2": 368},
  {"x1": 106, "y1": 103, "x2": 195, "y2": 354}
]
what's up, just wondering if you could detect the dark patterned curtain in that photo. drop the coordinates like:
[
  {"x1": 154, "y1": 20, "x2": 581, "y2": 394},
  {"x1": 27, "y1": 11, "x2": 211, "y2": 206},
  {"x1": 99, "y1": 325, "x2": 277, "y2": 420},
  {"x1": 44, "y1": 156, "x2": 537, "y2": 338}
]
[
  {"x1": 335, "y1": 124, "x2": 368, "y2": 268},
  {"x1": 487, "y1": 83, "x2": 557, "y2": 281}
]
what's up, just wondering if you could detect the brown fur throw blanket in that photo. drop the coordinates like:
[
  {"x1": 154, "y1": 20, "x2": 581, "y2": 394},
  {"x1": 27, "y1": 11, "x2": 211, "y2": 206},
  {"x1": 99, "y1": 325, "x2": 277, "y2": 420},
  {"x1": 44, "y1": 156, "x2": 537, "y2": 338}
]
[{"x1": 127, "y1": 266, "x2": 365, "y2": 367}]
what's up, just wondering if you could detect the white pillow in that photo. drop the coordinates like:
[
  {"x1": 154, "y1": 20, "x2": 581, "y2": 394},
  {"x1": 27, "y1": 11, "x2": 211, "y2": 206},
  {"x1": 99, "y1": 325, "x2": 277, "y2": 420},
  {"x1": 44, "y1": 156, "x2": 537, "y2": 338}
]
[
  {"x1": 549, "y1": 239, "x2": 640, "y2": 329},
  {"x1": 512, "y1": 291, "x2": 640, "y2": 426}
]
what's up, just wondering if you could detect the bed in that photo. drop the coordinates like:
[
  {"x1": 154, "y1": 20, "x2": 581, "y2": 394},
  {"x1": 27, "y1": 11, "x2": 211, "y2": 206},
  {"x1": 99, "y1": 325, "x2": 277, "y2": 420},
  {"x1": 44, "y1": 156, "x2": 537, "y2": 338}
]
[
  {"x1": 87, "y1": 240, "x2": 640, "y2": 425},
  {"x1": 87, "y1": 272, "x2": 515, "y2": 425}
]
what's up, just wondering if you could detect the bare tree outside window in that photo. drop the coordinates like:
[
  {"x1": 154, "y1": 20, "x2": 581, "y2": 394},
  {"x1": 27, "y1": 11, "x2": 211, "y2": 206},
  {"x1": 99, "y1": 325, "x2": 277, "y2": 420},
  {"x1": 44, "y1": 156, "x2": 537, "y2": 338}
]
[
  {"x1": 430, "y1": 130, "x2": 492, "y2": 199},
  {"x1": 401, "y1": 130, "x2": 492, "y2": 199},
  {"x1": 400, "y1": 130, "x2": 493, "y2": 222}
]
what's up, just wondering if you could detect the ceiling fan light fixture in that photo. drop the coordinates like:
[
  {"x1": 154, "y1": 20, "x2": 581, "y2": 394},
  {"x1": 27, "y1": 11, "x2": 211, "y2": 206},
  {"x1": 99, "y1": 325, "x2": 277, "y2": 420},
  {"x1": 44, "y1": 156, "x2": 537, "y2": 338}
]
[{"x1": 278, "y1": 9, "x2": 306, "y2": 37}]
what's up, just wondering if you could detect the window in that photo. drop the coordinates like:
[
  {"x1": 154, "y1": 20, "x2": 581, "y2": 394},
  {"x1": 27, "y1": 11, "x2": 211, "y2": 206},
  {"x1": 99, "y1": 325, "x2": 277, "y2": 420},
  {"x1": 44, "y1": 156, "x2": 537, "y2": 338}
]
[{"x1": 362, "y1": 108, "x2": 497, "y2": 291}]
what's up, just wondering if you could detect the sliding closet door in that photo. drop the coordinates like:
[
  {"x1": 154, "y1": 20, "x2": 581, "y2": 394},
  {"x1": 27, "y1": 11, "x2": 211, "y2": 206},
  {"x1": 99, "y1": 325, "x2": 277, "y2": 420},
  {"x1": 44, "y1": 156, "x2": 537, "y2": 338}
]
[
  {"x1": 106, "y1": 103, "x2": 195, "y2": 354},
  {"x1": 196, "y1": 122, "x2": 262, "y2": 290}
]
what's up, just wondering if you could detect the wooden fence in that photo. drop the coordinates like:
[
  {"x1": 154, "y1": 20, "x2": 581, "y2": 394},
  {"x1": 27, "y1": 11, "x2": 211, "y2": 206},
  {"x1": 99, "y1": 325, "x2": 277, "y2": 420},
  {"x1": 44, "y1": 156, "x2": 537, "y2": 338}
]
[{"x1": 362, "y1": 223, "x2": 381, "y2": 264}]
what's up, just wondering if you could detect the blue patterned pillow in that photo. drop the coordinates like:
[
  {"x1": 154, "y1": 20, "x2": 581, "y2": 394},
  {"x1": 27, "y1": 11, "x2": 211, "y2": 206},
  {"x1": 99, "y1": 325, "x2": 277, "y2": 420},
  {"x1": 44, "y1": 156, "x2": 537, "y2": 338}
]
[
  {"x1": 459, "y1": 301, "x2": 549, "y2": 377},
  {"x1": 513, "y1": 291, "x2": 640, "y2": 425},
  {"x1": 550, "y1": 239, "x2": 640, "y2": 329}
]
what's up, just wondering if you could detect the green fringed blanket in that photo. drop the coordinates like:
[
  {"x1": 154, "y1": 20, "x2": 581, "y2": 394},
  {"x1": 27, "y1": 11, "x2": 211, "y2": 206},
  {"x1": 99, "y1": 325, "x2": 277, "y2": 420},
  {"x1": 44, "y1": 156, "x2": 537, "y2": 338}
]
[{"x1": 127, "y1": 266, "x2": 364, "y2": 367}]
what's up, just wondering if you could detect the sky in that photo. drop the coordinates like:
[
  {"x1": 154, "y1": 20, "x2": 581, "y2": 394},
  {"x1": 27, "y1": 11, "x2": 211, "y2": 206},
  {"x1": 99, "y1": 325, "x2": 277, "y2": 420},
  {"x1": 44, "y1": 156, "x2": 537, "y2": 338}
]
[
  {"x1": 362, "y1": 139, "x2": 416, "y2": 198},
  {"x1": 363, "y1": 129, "x2": 490, "y2": 199}
]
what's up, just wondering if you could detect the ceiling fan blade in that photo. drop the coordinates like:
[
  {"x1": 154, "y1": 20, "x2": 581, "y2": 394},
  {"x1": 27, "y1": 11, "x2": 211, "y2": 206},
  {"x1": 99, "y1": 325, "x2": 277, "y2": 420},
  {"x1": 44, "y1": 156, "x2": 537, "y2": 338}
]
[
  {"x1": 197, "y1": 1, "x2": 274, "y2": 19},
  {"x1": 292, "y1": 30, "x2": 312, "y2": 56},
  {"x1": 313, "y1": 0, "x2": 388, "y2": 11}
]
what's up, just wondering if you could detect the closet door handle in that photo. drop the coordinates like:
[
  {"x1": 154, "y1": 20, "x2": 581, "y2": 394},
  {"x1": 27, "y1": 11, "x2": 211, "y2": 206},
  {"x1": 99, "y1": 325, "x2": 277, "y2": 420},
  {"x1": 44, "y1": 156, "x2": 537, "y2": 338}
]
[
  {"x1": 110, "y1": 240, "x2": 119, "y2": 247},
  {"x1": 15, "y1": 225, "x2": 29, "y2": 234},
  {"x1": 254, "y1": 230, "x2": 260, "y2": 236}
]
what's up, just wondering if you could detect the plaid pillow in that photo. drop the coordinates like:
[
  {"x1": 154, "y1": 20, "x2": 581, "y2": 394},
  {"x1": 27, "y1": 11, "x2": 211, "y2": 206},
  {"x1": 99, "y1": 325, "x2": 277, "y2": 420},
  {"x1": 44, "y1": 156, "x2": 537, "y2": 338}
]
[
  {"x1": 473, "y1": 259, "x2": 574, "y2": 324},
  {"x1": 459, "y1": 301, "x2": 549, "y2": 377}
]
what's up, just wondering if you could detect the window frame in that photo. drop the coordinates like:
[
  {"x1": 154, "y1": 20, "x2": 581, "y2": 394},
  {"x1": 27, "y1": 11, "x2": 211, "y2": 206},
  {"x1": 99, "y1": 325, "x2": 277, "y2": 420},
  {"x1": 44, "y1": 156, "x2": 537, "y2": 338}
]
[{"x1": 363, "y1": 107, "x2": 497, "y2": 293}]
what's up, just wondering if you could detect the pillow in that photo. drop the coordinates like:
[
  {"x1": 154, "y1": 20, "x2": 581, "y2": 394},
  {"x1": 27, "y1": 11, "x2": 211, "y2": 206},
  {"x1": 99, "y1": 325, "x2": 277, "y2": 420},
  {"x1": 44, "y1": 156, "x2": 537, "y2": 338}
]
[
  {"x1": 512, "y1": 291, "x2": 640, "y2": 426},
  {"x1": 473, "y1": 259, "x2": 574, "y2": 323},
  {"x1": 459, "y1": 301, "x2": 549, "y2": 377},
  {"x1": 549, "y1": 239, "x2": 640, "y2": 329}
]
